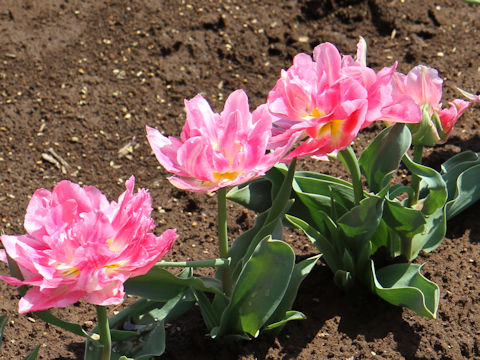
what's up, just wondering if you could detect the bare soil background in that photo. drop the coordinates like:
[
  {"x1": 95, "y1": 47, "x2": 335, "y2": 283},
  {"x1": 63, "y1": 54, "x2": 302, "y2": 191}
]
[{"x1": 0, "y1": 0, "x2": 479, "y2": 359}]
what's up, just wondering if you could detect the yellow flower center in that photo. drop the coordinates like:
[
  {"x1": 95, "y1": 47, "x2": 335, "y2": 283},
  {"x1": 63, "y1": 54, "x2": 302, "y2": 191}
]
[
  {"x1": 317, "y1": 119, "x2": 344, "y2": 142},
  {"x1": 57, "y1": 264, "x2": 81, "y2": 278},
  {"x1": 213, "y1": 170, "x2": 241, "y2": 182},
  {"x1": 303, "y1": 107, "x2": 325, "y2": 121}
]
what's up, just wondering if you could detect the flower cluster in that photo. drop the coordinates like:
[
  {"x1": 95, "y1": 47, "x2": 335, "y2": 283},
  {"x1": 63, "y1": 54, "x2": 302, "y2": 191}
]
[
  {"x1": 0, "y1": 36, "x2": 474, "y2": 358},
  {"x1": 266, "y1": 38, "x2": 421, "y2": 160},
  {"x1": 0, "y1": 177, "x2": 176, "y2": 313}
]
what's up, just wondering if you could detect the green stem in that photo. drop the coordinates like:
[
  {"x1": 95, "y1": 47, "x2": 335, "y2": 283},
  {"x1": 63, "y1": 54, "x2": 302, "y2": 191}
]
[
  {"x1": 339, "y1": 146, "x2": 364, "y2": 206},
  {"x1": 156, "y1": 258, "x2": 231, "y2": 268},
  {"x1": 409, "y1": 144, "x2": 424, "y2": 207},
  {"x1": 96, "y1": 305, "x2": 111, "y2": 360},
  {"x1": 401, "y1": 235, "x2": 413, "y2": 261},
  {"x1": 217, "y1": 187, "x2": 233, "y2": 296}
]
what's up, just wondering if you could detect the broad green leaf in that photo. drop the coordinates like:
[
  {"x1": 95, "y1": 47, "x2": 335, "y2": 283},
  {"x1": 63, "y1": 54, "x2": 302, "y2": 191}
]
[
  {"x1": 193, "y1": 289, "x2": 220, "y2": 331},
  {"x1": 124, "y1": 266, "x2": 223, "y2": 301},
  {"x1": 445, "y1": 163, "x2": 480, "y2": 219},
  {"x1": 227, "y1": 177, "x2": 273, "y2": 212},
  {"x1": 228, "y1": 211, "x2": 268, "y2": 277},
  {"x1": 359, "y1": 123, "x2": 411, "y2": 193},
  {"x1": 132, "y1": 321, "x2": 166, "y2": 360},
  {"x1": 110, "y1": 329, "x2": 138, "y2": 341},
  {"x1": 441, "y1": 150, "x2": 480, "y2": 174},
  {"x1": 411, "y1": 207, "x2": 446, "y2": 257},
  {"x1": 370, "y1": 220, "x2": 389, "y2": 254},
  {"x1": 264, "y1": 158, "x2": 297, "y2": 225},
  {"x1": 371, "y1": 261, "x2": 439, "y2": 318},
  {"x1": 286, "y1": 215, "x2": 340, "y2": 272},
  {"x1": 383, "y1": 198, "x2": 425, "y2": 238},
  {"x1": 217, "y1": 239, "x2": 295, "y2": 338},
  {"x1": 107, "y1": 299, "x2": 164, "y2": 329},
  {"x1": 402, "y1": 154, "x2": 447, "y2": 215},
  {"x1": 147, "y1": 290, "x2": 187, "y2": 323},
  {"x1": 22, "y1": 346, "x2": 40, "y2": 360},
  {"x1": 293, "y1": 173, "x2": 355, "y2": 216},
  {"x1": 442, "y1": 152, "x2": 480, "y2": 202},
  {"x1": 263, "y1": 311, "x2": 306, "y2": 331},
  {"x1": 388, "y1": 184, "x2": 414, "y2": 200},
  {"x1": 264, "y1": 254, "x2": 321, "y2": 334},
  {"x1": 240, "y1": 203, "x2": 290, "y2": 269},
  {"x1": 338, "y1": 196, "x2": 384, "y2": 253},
  {"x1": 35, "y1": 310, "x2": 89, "y2": 337}
]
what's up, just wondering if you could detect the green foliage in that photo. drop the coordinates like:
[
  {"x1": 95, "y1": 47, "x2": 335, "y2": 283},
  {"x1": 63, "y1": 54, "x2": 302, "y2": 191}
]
[
  {"x1": 22, "y1": 346, "x2": 40, "y2": 360},
  {"x1": 371, "y1": 262, "x2": 439, "y2": 318},
  {"x1": 359, "y1": 123, "x2": 411, "y2": 193},
  {"x1": 440, "y1": 151, "x2": 480, "y2": 219}
]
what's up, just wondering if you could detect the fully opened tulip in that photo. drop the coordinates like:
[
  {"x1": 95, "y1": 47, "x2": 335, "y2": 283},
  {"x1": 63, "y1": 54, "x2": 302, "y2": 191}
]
[
  {"x1": 0, "y1": 176, "x2": 177, "y2": 313},
  {"x1": 393, "y1": 65, "x2": 470, "y2": 146},
  {"x1": 146, "y1": 89, "x2": 295, "y2": 192},
  {"x1": 267, "y1": 37, "x2": 421, "y2": 160}
]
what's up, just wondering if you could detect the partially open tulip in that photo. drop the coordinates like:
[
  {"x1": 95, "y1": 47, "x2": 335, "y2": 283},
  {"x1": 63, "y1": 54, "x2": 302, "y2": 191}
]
[
  {"x1": 0, "y1": 176, "x2": 177, "y2": 313},
  {"x1": 393, "y1": 65, "x2": 470, "y2": 145},
  {"x1": 267, "y1": 37, "x2": 421, "y2": 160},
  {"x1": 147, "y1": 89, "x2": 296, "y2": 192}
]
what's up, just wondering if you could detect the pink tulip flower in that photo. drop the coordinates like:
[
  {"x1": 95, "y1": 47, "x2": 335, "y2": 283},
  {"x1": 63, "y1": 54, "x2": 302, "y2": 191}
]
[
  {"x1": 0, "y1": 176, "x2": 177, "y2": 313},
  {"x1": 393, "y1": 65, "x2": 470, "y2": 145},
  {"x1": 267, "y1": 37, "x2": 421, "y2": 160},
  {"x1": 146, "y1": 89, "x2": 296, "y2": 192}
]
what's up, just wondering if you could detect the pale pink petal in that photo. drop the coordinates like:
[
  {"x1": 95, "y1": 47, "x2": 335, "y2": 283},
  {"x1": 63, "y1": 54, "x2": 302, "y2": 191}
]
[
  {"x1": 146, "y1": 126, "x2": 184, "y2": 175},
  {"x1": 182, "y1": 94, "x2": 218, "y2": 141},
  {"x1": 313, "y1": 42, "x2": 342, "y2": 86},
  {"x1": 18, "y1": 286, "x2": 83, "y2": 313},
  {"x1": 355, "y1": 37, "x2": 367, "y2": 67}
]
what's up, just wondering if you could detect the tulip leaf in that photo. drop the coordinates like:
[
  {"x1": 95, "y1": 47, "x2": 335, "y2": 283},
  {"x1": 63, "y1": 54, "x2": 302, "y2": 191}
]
[
  {"x1": 359, "y1": 123, "x2": 411, "y2": 193},
  {"x1": 109, "y1": 329, "x2": 138, "y2": 341},
  {"x1": 193, "y1": 289, "x2": 220, "y2": 331},
  {"x1": 22, "y1": 346, "x2": 40, "y2": 360},
  {"x1": 402, "y1": 154, "x2": 447, "y2": 215},
  {"x1": 240, "y1": 160, "x2": 296, "y2": 266},
  {"x1": 227, "y1": 177, "x2": 273, "y2": 212},
  {"x1": 411, "y1": 206, "x2": 446, "y2": 257},
  {"x1": 294, "y1": 172, "x2": 355, "y2": 202},
  {"x1": 264, "y1": 254, "x2": 321, "y2": 334},
  {"x1": 441, "y1": 150, "x2": 480, "y2": 174},
  {"x1": 444, "y1": 163, "x2": 480, "y2": 219},
  {"x1": 371, "y1": 261, "x2": 439, "y2": 318},
  {"x1": 131, "y1": 321, "x2": 166, "y2": 360},
  {"x1": 263, "y1": 311, "x2": 306, "y2": 331},
  {"x1": 338, "y1": 196, "x2": 384, "y2": 253},
  {"x1": 216, "y1": 238, "x2": 295, "y2": 338},
  {"x1": 383, "y1": 198, "x2": 425, "y2": 238},
  {"x1": 124, "y1": 266, "x2": 223, "y2": 301},
  {"x1": 286, "y1": 214, "x2": 340, "y2": 273},
  {"x1": 35, "y1": 310, "x2": 89, "y2": 337},
  {"x1": 370, "y1": 220, "x2": 389, "y2": 254}
]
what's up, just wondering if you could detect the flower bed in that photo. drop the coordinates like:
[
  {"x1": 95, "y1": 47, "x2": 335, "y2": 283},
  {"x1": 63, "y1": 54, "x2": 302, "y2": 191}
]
[{"x1": 0, "y1": 0, "x2": 479, "y2": 359}]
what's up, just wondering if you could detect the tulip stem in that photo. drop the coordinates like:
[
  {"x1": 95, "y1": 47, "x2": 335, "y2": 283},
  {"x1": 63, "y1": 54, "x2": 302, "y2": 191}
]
[
  {"x1": 409, "y1": 144, "x2": 424, "y2": 207},
  {"x1": 96, "y1": 305, "x2": 111, "y2": 360},
  {"x1": 156, "y1": 258, "x2": 231, "y2": 268},
  {"x1": 217, "y1": 187, "x2": 233, "y2": 296},
  {"x1": 339, "y1": 146, "x2": 364, "y2": 206}
]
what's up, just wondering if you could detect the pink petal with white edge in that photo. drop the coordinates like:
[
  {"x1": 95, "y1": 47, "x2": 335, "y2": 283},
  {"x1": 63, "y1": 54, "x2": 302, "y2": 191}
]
[
  {"x1": 18, "y1": 286, "x2": 84, "y2": 313},
  {"x1": 146, "y1": 126, "x2": 185, "y2": 175}
]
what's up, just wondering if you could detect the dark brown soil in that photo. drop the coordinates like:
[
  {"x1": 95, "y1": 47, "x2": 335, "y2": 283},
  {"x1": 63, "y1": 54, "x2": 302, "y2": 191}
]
[{"x1": 0, "y1": 0, "x2": 479, "y2": 359}]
